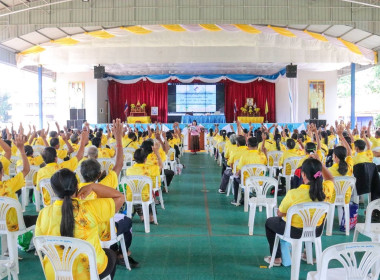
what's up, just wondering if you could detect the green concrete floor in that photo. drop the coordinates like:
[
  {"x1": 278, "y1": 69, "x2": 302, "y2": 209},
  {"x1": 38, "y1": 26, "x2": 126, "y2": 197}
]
[{"x1": 19, "y1": 152, "x2": 370, "y2": 280}]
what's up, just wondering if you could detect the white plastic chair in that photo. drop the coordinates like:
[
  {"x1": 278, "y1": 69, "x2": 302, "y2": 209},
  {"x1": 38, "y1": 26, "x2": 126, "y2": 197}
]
[
  {"x1": 9, "y1": 156, "x2": 19, "y2": 177},
  {"x1": 39, "y1": 178, "x2": 59, "y2": 207},
  {"x1": 237, "y1": 164, "x2": 268, "y2": 212},
  {"x1": 306, "y1": 242, "x2": 380, "y2": 280},
  {"x1": 269, "y1": 202, "x2": 330, "y2": 280},
  {"x1": 120, "y1": 176, "x2": 158, "y2": 233},
  {"x1": 100, "y1": 217, "x2": 131, "y2": 271},
  {"x1": 70, "y1": 152, "x2": 77, "y2": 158},
  {"x1": 217, "y1": 142, "x2": 226, "y2": 166},
  {"x1": 326, "y1": 176, "x2": 356, "y2": 236},
  {"x1": 267, "y1": 151, "x2": 283, "y2": 177},
  {"x1": 32, "y1": 145, "x2": 45, "y2": 156},
  {"x1": 226, "y1": 160, "x2": 239, "y2": 197},
  {"x1": 34, "y1": 236, "x2": 111, "y2": 280},
  {"x1": 16, "y1": 165, "x2": 40, "y2": 212},
  {"x1": 154, "y1": 177, "x2": 165, "y2": 209},
  {"x1": 167, "y1": 148, "x2": 177, "y2": 175},
  {"x1": 248, "y1": 177, "x2": 278, "y2": 235},
  {"x1": 123, "y1": 147, "x2": 136, "y2": 157},
  {"x1": 353, "y1": 198, "x2": 380, "y2": 242},
  {"x1": 160, "y1": 168, "x2": 168, "y2": 193},
  {"x1": 97, "y1": 158, "x2": 115, "y2": 174},
  {"x1": 279, "y1": 156, "x2": 303, "y2": 193},
  {"x1": 0, "y1": 197, "x2": 35, "y2": 275}
]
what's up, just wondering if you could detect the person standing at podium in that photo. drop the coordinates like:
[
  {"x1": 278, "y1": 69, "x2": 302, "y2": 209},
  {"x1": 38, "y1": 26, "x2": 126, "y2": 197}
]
[{"x1": 189, "y1": 120, "x2": 201, "y2": 155}]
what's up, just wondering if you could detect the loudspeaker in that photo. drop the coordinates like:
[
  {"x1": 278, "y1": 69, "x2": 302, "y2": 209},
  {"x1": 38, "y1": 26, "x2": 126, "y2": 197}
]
[
  {"x1": 308, "y1": 119, "x2": 326, "y2": 128},
  {"x1": 286, "y1": 64, "x2": 297, "y2": 78},
  {"x1": 310, "y1": 108, "x2": 318, "y2": 120},
  {"x1": 70, "y1": 109, "x2": 78, "y2": 120},
  {"x1": 75, "y1": 119, "x2": 85, "y2": 130},
  {"x1": 78, "y1": 109, "x2": 86, "y2": 120},
  {"x1": 94, "y1": 65, "x2": 105, "y2": 79},
  {"x1": 67, "y1": 120, "x2": 75, "y2": 129}
]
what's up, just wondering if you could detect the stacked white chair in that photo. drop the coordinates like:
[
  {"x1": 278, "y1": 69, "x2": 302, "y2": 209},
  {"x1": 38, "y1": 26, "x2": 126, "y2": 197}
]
[
  {"x1": 269, "y1": 202, "x2": 330, "y2": 280},
  {"x1": 16, "y1": 165, "x2": 40, "y2": 212},
  {"x1": 39, "y1": 178, "x2": 59, "y2": 207},
  {"x1": 353, "y1": 198, "x2": 380, "y2": 242},
  {"x1": 226, "y1": 160, "x2": 239, "y2": 197},
  {"x1": 279, "y1": 156, "x2": 303, "y2": 193},
  {"x1": 101, "y1": 217, "x2": 131, "y2": 271},
  {"x1": 248, "y1": 177, "x2": 278, "y2": 235},
  {"x1": 160, "y1": 167, "x2": 168, "y2": 193},
  {"x1": 267, "y1": 151, "x2": 283, "y2": 178},
  {"x1": 237, "y1": 164, "x2": 268, "y2": 212},
  {"x1": 34, "y1": 236, "x2": 112, "y2": 280},
  {"x1": 306, "y1": 242, "x2": 380, "y2": 280},
  {"x1": 326, "y1": 176, "x2": 356, "y2": 236},
  {"x1": 121, "y1": 176, "x2": 158, "y2": 233},
  {"x1": 0, "y1": 197, "x2": 35, "y2": 277}
]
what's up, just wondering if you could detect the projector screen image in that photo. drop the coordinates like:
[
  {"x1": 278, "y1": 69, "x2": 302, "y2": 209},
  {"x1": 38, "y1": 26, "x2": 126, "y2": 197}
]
[{"x1": 168, "y1": 84, "x2": 225, "y2": 113}]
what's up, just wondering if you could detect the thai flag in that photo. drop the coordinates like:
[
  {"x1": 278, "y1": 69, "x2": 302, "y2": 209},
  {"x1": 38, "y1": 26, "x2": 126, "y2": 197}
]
[
  {"x1": 234, "y1": 99, "x2": 237, "y2": 115},
  {"x1": 124, "y1": 100, "x2": 128, "y2": 116}
]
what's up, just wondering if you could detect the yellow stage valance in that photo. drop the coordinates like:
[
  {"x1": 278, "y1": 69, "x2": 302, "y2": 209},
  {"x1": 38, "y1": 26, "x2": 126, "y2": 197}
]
[
  {"x1": 237, "y1": 116, "x2": 264, "y2": 124},
  {"x1": 127, "y1": 116, "x2": 151, "y2": 124}
]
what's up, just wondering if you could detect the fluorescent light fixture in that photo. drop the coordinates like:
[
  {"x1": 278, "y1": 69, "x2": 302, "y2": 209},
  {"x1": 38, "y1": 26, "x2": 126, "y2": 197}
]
[{"x1": 341, "y1": 0, "x2": 380, "y2": 8}]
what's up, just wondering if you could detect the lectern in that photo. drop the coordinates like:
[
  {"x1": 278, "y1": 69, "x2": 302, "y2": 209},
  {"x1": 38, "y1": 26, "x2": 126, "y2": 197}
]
[{"x1": 188, "y1": 130, "x2": 205, "y2": 150}]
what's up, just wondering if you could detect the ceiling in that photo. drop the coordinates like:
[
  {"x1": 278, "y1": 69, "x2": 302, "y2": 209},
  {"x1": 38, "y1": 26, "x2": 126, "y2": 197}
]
[{"x1": 0, "y1": 0, "x2": 379, "y2": 75}]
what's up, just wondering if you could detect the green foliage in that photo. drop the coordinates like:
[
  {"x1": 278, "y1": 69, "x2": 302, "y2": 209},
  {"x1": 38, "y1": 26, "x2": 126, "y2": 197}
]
[
  {"x1": 376, "y1": 114, "x2": 380, "y2": 128},
  {"x1": 0, "y1": 94, "x2": 12, "y2": 122},
  {"x1": 337, "y1": 75, "x2": 351, "y2": 98}
]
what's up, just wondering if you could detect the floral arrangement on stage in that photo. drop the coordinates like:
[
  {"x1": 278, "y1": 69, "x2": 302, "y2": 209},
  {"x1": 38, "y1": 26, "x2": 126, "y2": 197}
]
[
  {"x1": 131, "y1": 104, "x2": 136, "y2": 109},
  {"x1": 239, "y1": 100, "x2": 261, "y2": 116},
  {"x1": 130, "y1": 100, "x2": 147, "y2": 116},
  {"x1": 141, "y1": 103, "x2": 146, "y2": 109}
]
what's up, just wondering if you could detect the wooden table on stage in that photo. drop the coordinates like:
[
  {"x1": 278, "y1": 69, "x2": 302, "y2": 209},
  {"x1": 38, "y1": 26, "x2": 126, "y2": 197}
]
[
  {"x1": 188, "y1": 131, "x2": 205, "y2": 150},
  {"x1": 237, "y1": 116, "x2": 264, "y2": 123}
]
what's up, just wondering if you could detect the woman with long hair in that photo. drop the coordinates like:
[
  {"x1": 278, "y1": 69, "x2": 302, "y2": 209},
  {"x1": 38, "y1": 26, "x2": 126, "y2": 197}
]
[
  {"x1": 35, "y1": 169, "x2": 124, "y2": 280},
  {"x1": 264, "y1": 157, "x2": 334, "y2": 266},
  {"x1": 188, "y1": 120, "x2": 202, "y2": 154}
]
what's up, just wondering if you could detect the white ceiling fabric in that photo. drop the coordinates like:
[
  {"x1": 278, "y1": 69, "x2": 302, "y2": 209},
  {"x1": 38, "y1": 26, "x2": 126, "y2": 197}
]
[{"x1": 15, "y1": 25, "x2": 376, "y2": 75}]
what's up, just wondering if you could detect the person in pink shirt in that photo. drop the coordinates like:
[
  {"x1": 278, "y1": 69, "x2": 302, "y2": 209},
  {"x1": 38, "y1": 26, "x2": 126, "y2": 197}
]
[{"x1": 188, "y1": 120, "x2": 201, "y2": 154}]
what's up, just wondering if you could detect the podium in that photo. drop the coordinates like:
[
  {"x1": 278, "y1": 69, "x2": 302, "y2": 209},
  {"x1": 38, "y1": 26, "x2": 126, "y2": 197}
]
[{"x1": 188, "y1": 131, "x2": 205, "y2": 150}]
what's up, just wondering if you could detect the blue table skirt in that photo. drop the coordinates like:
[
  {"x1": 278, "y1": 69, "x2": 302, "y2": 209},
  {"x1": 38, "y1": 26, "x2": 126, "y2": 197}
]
[
  {"x1": 181, "y1": 115, "x2": 226, "y2": 124},
  {"x1": 92, "y1": 122, "x2": 305, "y2": 132}
]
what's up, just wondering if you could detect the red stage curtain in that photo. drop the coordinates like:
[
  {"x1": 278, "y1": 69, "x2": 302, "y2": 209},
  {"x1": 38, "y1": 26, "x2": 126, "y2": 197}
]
[
  {"x1": 223, "y1": 80, "x2": 276, "y2": 123},
  {"x1": 108, "y1": 80, "x2": 168, "y2": 123},
  {"x1": 108, "y1": 79, "x2": 275, "y2": 123}
]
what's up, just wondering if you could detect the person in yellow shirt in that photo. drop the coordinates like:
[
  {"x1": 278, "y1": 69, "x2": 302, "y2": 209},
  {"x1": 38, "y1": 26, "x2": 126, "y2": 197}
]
[
  {"x1": 123, "y1": 132, "x2": 140, "y2": 149},
  {"x1": 36, "y1": 128, "x2": 87, "y2": 205},
  {"x1": 69, "y1": 134, "x2": 80, "y2": 152},
  {"x1": 35, "y1": 168, "x2": 125, "y2": 280},
  {"x1": 218, "y1": 136, "x2": 247, "y2": 194},
  {"x1": 0, "y1": 132, "x2": 33, "y2": 232},
  {"x1": 0, "y1": 137, "x2": 12, "y2": 176},
  {"x1": 231, "y1": 136, "x2": 268, "y2": 205},
  {"x1": 281, "y1": 139, "x2": 304, "y2": 174},
  {"x1": 367, "y1": 120, "x2": 380, "y2": 150},
  {"x1": 91, "y1": 137, "x2": 115, "y2": 158},
  {"x1": 353, "y1": 135, "x2": 373, "y2": 165},
  {"x1": 126, "y1": 144, "x2": 162, "y2": 222},
  {"x1": 49, "y1": 133, "x2": 74, "y2": 160},
  {"x1": 264, "y1": 157, "x2": 334, "y2": 266}
]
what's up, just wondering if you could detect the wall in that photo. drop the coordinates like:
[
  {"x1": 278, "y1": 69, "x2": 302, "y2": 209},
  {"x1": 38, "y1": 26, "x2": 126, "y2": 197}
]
[
  {"x1": 97, "y1": 80, "x2": 109, "y2": 123},
  {"x1": 275, "y1": 70, "x2": 338, "y2": 124},
  {"x1": 56, "y1": 71, "x2": 99, "y2": 124}
]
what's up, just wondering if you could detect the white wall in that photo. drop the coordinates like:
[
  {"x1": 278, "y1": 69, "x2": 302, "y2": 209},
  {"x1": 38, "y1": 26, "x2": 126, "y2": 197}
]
[
  {"x1": 56, "y1": 71, "x2": 99, "y2": 124},
  {"x1": 275, "y1": 70, "x2": 338, "y2": 124}
]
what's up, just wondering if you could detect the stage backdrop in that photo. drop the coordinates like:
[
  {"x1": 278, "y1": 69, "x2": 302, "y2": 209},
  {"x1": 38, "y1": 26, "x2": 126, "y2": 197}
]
[
  {"x1": 108, "y1": 80, "x2": 168, "y2": 123},
  {"x1": 108, "y1": 79, "x2": 275, "y2": 123}
]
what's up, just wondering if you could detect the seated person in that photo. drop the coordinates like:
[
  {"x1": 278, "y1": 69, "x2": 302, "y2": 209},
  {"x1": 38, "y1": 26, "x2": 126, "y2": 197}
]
[
  {"x1": 16, "y1": 145, "x2": 44, "y2": 167},
  {"x1": 353, "y1": 138, "x2": 373, "y2": 165},
  {"x1": 0, "y1": 137, "x2": 12, "y2": 176},
  {"x1": 218, "y1": 135, "x2": 247, "y2": 194},
  {"x1": 49, "y1": 136, "x2": 74, "y2": 160},
  {"x1": 231, "y1": 137, "x2": 268, "y2": 205},
  {"x1": 123, "y1": 132, "x2": 139, "y2": 149},
  {"x1": 126, "y1": 146, "x2": 161, "y2": 222},
  {"x1": 0, "y1": 133, "x2": 35, "y2": 231},
  {"x1": 70, "y1": 134, "x2": 80, "y2": 152},
  {"x1": 36, "y1": 129, "x2": 87, "y2": 205},
  {"x1": 35, "y1": 169, "x2": 125, "y2": 280},
  {"x1": 367, "y1": 120, "x2": 380, "y2": 150},
  {"x1": 92, "y1": 137, "x2": 115, "y2": 158},
  {"x1": 264, "y1": 157, "x2": 334, "y2": 266}
]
